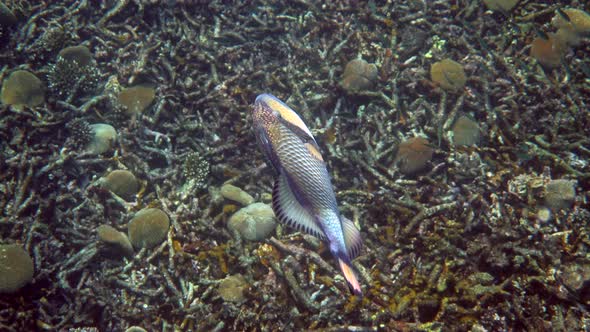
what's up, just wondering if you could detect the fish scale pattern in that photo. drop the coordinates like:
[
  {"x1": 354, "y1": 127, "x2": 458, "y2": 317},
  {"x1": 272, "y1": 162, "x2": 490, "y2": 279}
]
[{"x1": 276, "y1": 124, "x2": 338, "y2": 212}]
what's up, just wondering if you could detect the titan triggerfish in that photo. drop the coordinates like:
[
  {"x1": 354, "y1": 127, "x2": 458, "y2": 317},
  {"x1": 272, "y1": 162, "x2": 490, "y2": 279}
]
[{"x1": 252, "y1": 93, "x2": 363, "y2": 296}]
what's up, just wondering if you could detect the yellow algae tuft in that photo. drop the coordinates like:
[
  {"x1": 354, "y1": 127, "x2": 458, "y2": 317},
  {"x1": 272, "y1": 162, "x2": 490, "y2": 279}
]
[
  {"x1": 118, "y1": 85, "x2": 156, "y2": 114},
  {"x1": 1, "y1": 70, "x2": 45, "y2": 107},
  {"x1": 430, "y1": 59, "x2": 466, "y2": 92}
]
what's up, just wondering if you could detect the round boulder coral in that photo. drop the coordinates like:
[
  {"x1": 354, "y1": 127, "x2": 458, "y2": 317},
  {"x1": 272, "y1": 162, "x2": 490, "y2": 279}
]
[
  {"x1": 395, "y1": 137, "x2": 434, "y2": 175},
  {"x1": 0, "y1": 244, "x2": 34, "y2": 293},
  {"x1": 552, "y1": 8, "x2": 590, "y2": 46},
  {"x1": 228, "y1": 202, "x2": 276, "y2": 241},
  {"x1": 1, "y1": 70, "x2": 45, "y2": 107},
  {"x1": 87, "y1": 123, "x2": 117, "y2": 154},
  {"x1": 482, "y1": 0, "x2": 519, "y2": 12},
  {"x1": 430, "y1": 59, "x2": 466, "y2": 92},
  {"x1": 118, "y1": 86, "x2": 156, "y2": 114},
  {"x1": 218, "y1": 274, "x2": 248, "y2": 303},
  {"x1": 47, "y1": 45, "x2": 100, "y2": 99},
  {"x1": 530, "y1": 33, "x2": 567, "y2": 68},
  {"x1": 125, "y1": 327, "x2": 148, "y2": 332},
  {"x1": 544, "y1": 179, "x2": 576, "y2": 211},
  {"x1": 128, "y1": 208, "x2": 170, "y2": 249},
  {"x1": 102, "y1": 170, "x2": 139, "y2": 201},
  {"x1": 341, "y1": 59, "x2": 378, "y2": 93},
  {"x1": 452, "y1": 116, "x2": 481, "y2": 146},
  {"x1": 97, "y1": 224, "x2": 134, "y2": 258}
]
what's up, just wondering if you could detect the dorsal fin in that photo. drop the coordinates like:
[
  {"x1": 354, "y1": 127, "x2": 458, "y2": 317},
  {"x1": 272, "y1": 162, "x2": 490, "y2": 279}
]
[
  {"x1": 272, "y1": 173, "x2": 326, "y2": 240},
  {"x1": 341, "y1": 216, "x2": 362, "y2": 259}
]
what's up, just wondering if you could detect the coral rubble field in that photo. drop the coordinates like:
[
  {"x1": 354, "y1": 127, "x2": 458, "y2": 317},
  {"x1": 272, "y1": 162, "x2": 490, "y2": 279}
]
[{"x1": 1, "y1": 1, "x2": 589, "y2": 331}]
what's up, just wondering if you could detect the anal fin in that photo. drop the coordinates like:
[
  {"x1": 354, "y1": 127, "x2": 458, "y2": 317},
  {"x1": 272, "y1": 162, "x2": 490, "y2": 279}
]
[{"x1": 272, "y1": 173, "x2": 326, "y2": 240}]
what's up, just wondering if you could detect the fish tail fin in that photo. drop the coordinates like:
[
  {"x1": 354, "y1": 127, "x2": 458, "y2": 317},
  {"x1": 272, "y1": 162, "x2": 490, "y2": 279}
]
[{"x1": 337, "y1": 256, "x2": 362, "y2": 297}]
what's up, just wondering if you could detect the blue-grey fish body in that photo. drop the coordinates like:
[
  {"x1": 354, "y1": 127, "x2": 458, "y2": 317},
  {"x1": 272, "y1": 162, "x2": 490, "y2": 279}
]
[{"x1": 252, "y1": 93, "x2": 362, "y2": 296}]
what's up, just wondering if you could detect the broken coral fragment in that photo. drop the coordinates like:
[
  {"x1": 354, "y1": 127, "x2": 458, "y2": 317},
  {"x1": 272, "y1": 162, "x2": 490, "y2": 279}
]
[
  {"x1": 0, "y1": 70, "x2": 45, "y2": 107},
  {"x1": 220, "y1": 183, "x2": 255, "y2": 206}
]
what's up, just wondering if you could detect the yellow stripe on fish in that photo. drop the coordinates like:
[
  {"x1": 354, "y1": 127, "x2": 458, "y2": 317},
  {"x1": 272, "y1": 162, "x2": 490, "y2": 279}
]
[{"x1": 304, "y1": 142, "x2": 324, "y2": 162}]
